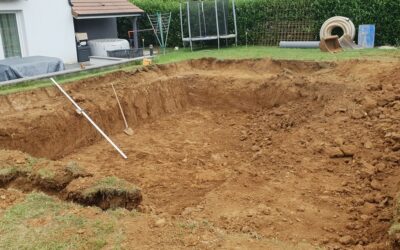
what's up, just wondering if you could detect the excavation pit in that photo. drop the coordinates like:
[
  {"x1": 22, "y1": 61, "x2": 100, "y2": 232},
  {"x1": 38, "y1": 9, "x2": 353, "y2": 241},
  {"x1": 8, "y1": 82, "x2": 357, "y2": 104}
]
[{"x1": 0, "y1": 58, "x2": 399, "y2": 249}]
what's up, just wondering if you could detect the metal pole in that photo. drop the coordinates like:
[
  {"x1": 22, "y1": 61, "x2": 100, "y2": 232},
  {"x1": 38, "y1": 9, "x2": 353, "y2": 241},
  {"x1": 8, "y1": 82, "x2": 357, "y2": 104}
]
[
  {"x1": 232, "y1": 0, "x2": 238, "y2": 46},
  {"x1": 157, "y1": 13, "x2": 165, "y2": 55},
  {"x1": 198, "y1": 2, "x2": 202, "y2": 36},
  {"x1": 147, "y1": 14, "x2": 162, "y2": 49},
  {"x1": 214, "y1": 0, "x2": 220, "y2": 49},
  {"x1": 164, "y1": 12, "x2": 172, "y2": 49},
  {"x1": 179, "y1": 3, "x2": 185, "y2": 48},
  {"x1": 187, "y1": 1, "x2": 193, "y2": 51},
  {"x1": 201, "y1": 1, "x2": 207, "y2": 36},
  {"x1": 132, "y1": 16, "x2": 139, "y2": 49},
  {"x1": 222, "y1": 0, "x2": 228, "y2": 46},
  {"x1": 50, "y1": 78, "x2": 128, "y2": 160}
]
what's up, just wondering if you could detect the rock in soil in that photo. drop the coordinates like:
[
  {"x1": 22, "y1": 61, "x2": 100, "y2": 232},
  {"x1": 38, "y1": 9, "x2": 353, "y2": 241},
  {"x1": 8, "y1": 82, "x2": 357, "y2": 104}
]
[{"x1": 339, "y1": 235, "x2": 355, "y2": 245}]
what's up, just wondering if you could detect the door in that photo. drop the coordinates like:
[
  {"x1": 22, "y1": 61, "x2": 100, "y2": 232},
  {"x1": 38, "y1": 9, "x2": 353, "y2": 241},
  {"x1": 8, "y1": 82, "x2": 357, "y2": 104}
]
[{"x1": 0, "y1": 13, "x2": 22, "y2": 58}]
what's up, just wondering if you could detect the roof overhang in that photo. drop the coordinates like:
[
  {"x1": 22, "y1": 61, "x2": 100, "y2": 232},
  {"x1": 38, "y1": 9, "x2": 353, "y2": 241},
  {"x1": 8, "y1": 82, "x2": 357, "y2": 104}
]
[
  {"x1": 71, "y1": 0, "x2": 144, "y2": 19},
  {"x1": 73, "y1": 13, "x2": 142, "y2": 19}
]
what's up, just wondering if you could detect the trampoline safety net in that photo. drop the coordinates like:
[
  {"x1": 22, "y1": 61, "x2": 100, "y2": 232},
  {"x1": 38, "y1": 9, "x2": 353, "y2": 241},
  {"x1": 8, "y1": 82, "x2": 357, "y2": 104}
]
[{"x1": 180, "y1": 0, "x2": 237, "y2": 50}]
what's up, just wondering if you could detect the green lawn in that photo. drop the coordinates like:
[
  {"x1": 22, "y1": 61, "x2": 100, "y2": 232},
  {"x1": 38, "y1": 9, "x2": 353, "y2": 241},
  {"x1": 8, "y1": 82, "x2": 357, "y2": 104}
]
[
  {"x1": 156, "y1": 46, "x2": 400, "y2": 64},
  {"x1": 0, "y1": 46, "x2": 398, "y2": 95},
  {"x1": 0, "y1": 61, "x2": 141, "y2": 95},
  {"x1": 0, "y1": 192, "x2": 124, "y2": 249}
]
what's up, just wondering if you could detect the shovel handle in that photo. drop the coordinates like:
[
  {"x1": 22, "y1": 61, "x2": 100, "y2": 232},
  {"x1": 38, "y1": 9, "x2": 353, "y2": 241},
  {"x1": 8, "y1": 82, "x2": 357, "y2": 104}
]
[{"x1": 111, "y1": 83, "x2": 129, "y2": 129}]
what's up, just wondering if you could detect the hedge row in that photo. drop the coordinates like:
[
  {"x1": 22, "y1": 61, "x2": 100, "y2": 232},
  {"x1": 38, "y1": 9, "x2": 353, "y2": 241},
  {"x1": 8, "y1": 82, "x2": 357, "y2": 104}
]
[{"x1": 118, "y1": 0, "x2": 400, "y2": 47}]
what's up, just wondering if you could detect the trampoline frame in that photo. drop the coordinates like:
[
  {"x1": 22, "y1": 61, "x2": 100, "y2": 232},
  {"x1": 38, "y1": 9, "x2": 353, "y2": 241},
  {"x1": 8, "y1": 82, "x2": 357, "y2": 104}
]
[{"x1": 179, "y1": 0, "x2": 238, "y2": 51}]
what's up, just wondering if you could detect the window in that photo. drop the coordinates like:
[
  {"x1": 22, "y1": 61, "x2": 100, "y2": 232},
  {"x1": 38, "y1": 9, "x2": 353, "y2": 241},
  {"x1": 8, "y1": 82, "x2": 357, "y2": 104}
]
[{"x1": 0, "y1": 13, "x2": 22, "y2": 58}]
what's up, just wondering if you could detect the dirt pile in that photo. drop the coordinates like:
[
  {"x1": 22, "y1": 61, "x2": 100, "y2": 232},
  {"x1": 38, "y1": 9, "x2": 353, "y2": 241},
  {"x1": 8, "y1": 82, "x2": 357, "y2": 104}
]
[{"x1": 0, "y1": 58, "x2": 399, "y2": 249}]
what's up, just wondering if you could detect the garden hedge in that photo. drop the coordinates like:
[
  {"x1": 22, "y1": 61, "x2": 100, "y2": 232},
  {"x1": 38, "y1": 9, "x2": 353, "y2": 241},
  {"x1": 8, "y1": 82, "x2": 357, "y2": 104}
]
[{"x1": 118, "y1": 0, "x2": 400, "y2": 47}]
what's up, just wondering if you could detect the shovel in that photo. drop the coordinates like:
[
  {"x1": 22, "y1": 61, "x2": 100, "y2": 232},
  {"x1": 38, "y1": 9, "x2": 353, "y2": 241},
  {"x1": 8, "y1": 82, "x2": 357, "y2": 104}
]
[{"x1": 111, "y1": 83, "x2": 134, "y2": 136}]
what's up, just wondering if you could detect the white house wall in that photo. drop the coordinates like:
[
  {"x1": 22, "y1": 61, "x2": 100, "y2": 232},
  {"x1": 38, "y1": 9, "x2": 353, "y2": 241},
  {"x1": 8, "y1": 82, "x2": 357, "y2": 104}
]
[{"x1": 0, "y1": 0, "x2": 77, "y2": 63}]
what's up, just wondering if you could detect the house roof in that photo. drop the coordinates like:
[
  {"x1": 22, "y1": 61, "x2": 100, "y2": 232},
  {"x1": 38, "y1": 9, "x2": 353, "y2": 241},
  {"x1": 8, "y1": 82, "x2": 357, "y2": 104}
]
[{"x1": 71, "y1": 0, "x2": 144, "y2": 19}]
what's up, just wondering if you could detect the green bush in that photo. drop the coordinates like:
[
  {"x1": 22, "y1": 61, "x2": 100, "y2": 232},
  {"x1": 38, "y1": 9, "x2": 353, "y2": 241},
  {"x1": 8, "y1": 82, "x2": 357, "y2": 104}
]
[{"x1": 119, "y1": 0, "x2": 399, "y2": 47}]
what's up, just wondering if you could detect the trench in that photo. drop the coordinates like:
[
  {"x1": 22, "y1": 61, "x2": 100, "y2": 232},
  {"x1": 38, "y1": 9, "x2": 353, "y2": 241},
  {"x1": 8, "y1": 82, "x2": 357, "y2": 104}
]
[{"x1": 0, "y1": 66, "x2": 303, "y2": 160}]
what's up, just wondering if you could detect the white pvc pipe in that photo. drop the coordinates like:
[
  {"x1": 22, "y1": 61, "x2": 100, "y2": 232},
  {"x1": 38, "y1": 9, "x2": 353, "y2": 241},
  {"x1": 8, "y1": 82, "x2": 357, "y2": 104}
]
[
  {"x1": 50, "y1": 78, "x2": 128, "y2": 159},
  {"x1": 279, "y1": 41, "x2": 320, "y2": 48}
]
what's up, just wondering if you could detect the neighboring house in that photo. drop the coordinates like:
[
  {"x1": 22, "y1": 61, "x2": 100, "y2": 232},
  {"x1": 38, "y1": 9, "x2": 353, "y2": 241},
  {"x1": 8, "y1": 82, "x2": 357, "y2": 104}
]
[{"x1": 0, "y1": 0, "x2": 143, "y2": 64}]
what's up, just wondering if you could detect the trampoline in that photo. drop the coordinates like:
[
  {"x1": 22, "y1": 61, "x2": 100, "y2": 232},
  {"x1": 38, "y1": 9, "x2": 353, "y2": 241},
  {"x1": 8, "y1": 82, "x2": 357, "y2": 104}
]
[{"x1": 179, "y1": 0, "x2": 238, "y2": 50}]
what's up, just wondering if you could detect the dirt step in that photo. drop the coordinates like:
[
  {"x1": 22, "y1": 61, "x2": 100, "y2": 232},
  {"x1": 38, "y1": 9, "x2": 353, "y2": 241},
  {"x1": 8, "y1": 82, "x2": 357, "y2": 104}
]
[
  {"x1": 0, "y1": 149, "x2": 142, "y2": 210},
  {"x1": 65, "y1": 176, "x2": 142, "y2": 210},
  {"x1": 0, "y1": 151, "x2": 91, "y2": 192}
]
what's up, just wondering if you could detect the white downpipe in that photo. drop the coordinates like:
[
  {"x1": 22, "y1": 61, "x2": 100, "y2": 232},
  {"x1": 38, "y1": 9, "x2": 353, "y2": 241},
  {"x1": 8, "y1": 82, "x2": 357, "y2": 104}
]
[{"x1": 50, "y1": 78, "x2": 128, "y2": 159}]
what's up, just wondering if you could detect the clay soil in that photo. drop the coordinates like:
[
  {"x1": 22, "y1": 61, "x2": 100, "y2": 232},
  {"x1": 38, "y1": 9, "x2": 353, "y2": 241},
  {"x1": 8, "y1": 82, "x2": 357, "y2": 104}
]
[{"x1": 0, "y1": 58, "x2": 400, "y2": 249}]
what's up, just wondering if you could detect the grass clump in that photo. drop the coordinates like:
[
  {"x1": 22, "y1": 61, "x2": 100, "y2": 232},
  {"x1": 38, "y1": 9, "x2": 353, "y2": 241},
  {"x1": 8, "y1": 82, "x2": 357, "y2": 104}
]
[
  {"x1": 0, "y1": 156, "x2": 40, "y2": 184},
  {"x1": 0, "y1": 192, "x2": 121, "y2": 249},
  {"x1": 26, "y1": 157, "x2": 39, "y2": 168},
  {"x1": 65, "y1": 161, "x2": 91, "y2": 178},
  {"x1": 0, "y1": 166, "x2": 19, "y2": 184},
  {"x1": 389, "y1": 194, "x2": 400, "y2": 248},
  {"x1": 37, "y1": 168, "x2": 56, "y2": 180},
  {"x1": 389, "y1": 223, "x2": 400, "y2": 236},
  {"x1": 178, "y1": 220, "x2": 198, "y2": 230},
  {"x1": 82, "y1": 176, "x2": 140, "y2": 197},
  {"x1": 389, "y1": 223, "x2": 400, "y2": 248},
  {"x1": 0, "y1": 166, "x2": 18, "y2": 177},
  {"x1": 69, "y1": 176, "x2": 142, "y2": 210}
]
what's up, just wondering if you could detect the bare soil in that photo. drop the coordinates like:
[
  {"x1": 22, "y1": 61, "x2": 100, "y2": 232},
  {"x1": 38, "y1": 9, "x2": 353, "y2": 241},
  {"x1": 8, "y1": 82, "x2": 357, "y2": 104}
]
[{"x1": 0, "y1": 58, "x2": 400, "y2": 249}]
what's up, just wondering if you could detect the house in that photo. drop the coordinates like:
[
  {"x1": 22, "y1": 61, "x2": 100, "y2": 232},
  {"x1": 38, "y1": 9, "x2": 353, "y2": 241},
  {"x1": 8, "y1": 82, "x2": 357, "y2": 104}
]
[{"x1": 0, "y1": 0, "x2": 144, "y2": 64}]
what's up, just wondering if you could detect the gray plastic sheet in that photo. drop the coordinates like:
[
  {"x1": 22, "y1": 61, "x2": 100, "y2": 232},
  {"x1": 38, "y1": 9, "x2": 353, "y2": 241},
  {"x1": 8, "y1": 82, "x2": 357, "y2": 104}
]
[{"x1": 0, "y1": 56, "x2": 65, "y2": 82}]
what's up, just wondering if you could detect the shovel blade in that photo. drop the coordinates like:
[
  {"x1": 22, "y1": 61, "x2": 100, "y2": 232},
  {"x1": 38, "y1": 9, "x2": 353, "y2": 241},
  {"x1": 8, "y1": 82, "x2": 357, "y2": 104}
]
[{"x1": 124, "y1": 127, "x2": 134, "y2": 136}]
